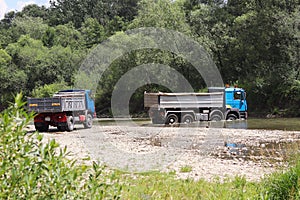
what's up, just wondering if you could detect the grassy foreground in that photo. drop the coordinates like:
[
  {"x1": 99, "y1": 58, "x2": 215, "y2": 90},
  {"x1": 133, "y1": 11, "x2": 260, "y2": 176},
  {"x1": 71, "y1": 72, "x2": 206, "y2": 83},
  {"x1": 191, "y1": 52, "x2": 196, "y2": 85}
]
[{"x1": 1, "y1": 94, "x2": 300, "y2": 199}]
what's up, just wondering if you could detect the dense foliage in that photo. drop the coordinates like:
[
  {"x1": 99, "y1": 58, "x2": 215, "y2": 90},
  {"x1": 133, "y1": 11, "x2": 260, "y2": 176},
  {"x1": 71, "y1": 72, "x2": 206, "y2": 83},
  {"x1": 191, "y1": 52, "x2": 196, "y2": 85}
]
[{"x1": 0, "y1": 0, "x2": 299, "y2": 116}]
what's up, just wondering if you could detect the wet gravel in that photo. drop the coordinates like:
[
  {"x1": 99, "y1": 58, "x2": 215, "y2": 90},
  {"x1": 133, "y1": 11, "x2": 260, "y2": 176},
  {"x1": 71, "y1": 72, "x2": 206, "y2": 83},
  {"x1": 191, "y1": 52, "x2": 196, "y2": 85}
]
[{"x1": 31, "y1": 121, "x2": 300, "y2": 182}]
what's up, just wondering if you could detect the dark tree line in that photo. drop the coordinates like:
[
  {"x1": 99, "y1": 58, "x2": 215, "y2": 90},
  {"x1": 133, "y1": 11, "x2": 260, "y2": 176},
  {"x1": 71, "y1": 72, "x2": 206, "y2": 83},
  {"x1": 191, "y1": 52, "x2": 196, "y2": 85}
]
[{"x1": 0, "y1": 0, "x2": 299, "y2": 117}]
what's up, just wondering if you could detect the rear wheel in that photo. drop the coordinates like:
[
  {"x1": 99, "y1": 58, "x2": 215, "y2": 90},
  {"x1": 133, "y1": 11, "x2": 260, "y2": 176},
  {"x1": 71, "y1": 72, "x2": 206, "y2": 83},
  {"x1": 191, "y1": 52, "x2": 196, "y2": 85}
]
[
  {"x1": 66, "y1": 116, "x2": 74, "y2": 131},
  {"x1": 181, "y1": 114, "x2": 194, "y2": 124},
  {"x1": 210, "y1": 110, "x2": 224, "y2": 121},
  {"x1": 226, "y1": 114, "x2": 238, "y2": 120},
  {"x1": 35, "y1": 123, "x2": 49, "y2": 132},
  {"x1": 83, "y1": 114, "x2": 93, "y2": 128},
  {"x1": 165, "y1": 114, "x2": 179, "y2": 125}
]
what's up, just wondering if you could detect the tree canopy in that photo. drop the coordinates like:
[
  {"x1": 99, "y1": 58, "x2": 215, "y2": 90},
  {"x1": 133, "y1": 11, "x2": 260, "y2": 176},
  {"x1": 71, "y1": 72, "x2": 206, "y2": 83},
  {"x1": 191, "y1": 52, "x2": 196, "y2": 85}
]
[{"x1": 0, "y1": 0, "x2": 299, "y2": 116}]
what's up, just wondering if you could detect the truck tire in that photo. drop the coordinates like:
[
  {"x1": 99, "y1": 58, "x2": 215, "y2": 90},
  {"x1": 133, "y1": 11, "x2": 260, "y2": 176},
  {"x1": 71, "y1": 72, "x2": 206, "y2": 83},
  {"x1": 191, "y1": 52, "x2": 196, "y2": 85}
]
[
  {"x1": 66, "y1": 116, "x2": 74, "y2": 131},
  {"x1": 83, "y1": 114, "x2": 93, "y2": 128},
  {"x1": 165, "y1": 114, "x2": 179, "y2": 125},
  {"x1": 57, "y1": 125, "x2": 66, "y2": 132},
  {"x1": 210, "y1": 110, "x2": 224, "y2": 121},
  {"x1": 35, "y1": 123, "x2": 49, "y2": 132},
  {"x1": 226, "y1": 114, "x2": 238, "y2": 120},
  {"x1": 181, "y1": 114, "x2": 194, "y2": 124}
]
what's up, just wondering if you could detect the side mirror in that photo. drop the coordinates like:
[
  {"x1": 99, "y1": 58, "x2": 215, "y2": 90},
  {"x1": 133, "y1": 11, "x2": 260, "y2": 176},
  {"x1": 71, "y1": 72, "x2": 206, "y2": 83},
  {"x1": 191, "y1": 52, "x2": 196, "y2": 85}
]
[{"x1": 242, "y1": 92, "x2": 246, "y2": 100}]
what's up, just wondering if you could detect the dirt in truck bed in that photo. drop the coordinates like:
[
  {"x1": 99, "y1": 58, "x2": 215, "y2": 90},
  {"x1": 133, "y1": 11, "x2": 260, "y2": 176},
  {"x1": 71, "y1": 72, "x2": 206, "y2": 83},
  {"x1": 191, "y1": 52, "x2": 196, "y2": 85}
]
[{"x1": 27, "y1": 121, "x2": 300, "y2": 182}]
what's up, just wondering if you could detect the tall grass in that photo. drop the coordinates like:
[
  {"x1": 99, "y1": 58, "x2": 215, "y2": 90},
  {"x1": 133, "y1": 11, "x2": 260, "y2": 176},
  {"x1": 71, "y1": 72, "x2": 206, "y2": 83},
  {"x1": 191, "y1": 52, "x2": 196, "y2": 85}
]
[{"x1": 259, "y1": 161, "x2": 300, "y2": 199}]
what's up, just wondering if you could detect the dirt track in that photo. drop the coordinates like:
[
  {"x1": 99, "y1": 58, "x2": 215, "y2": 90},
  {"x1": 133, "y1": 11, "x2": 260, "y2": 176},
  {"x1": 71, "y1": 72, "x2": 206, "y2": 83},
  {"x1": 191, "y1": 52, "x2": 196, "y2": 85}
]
[{"x1": 30, "y1": 121, "x2": 300, "y2": 182}]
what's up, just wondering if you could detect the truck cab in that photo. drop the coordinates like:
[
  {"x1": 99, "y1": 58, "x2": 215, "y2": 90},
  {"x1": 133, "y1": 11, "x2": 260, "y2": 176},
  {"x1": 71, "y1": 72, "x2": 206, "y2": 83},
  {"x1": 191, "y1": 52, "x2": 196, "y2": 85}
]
[{"x1": 225, "y1": 87, "x2": 248, "y2": 119}]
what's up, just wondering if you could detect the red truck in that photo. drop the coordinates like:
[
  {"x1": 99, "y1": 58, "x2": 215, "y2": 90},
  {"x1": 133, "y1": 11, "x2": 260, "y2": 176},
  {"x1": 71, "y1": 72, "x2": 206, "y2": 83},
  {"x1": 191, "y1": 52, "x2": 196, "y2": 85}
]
[{"x1": 28, "y1": 89, "x2": 96, "y2": 132}]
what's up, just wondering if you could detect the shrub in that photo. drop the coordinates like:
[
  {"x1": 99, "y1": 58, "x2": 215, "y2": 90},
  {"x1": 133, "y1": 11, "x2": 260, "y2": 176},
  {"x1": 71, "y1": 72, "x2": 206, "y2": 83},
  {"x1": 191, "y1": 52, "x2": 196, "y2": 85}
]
[
  {"x1": 32, "y1": 81, "x2": 69, "y2": 97},
  {"x1": 259, "y1": 163, "x2": 300, "y2": 200}
]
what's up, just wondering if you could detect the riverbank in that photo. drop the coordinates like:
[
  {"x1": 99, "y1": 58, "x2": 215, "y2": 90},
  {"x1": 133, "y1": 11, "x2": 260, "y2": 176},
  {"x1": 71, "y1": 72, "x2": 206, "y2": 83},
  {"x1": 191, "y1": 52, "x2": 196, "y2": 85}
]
[{"x1": 30, "y1": 122, "x2": 300, "y2": 182}]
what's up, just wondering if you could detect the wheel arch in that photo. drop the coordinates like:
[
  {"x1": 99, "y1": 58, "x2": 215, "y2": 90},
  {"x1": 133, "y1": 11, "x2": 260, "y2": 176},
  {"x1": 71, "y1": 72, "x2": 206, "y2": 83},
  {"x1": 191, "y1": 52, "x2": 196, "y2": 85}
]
[{"x1": 225, "y1": 108, "x2": 240, "y2": 120}]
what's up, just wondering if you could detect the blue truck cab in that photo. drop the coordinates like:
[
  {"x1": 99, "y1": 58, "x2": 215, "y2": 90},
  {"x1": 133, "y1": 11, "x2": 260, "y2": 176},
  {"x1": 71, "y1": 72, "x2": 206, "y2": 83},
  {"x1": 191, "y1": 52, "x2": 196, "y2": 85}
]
[{"x1": 225, "y1": 87, "x2": 248, "y2": 119}]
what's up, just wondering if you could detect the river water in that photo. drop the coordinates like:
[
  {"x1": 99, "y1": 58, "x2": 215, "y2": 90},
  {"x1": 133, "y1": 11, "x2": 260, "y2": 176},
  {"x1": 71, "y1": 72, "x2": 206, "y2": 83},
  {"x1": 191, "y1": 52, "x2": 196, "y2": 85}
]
[
  {"x1": 98, "y1": 118, "x2": 300, "y2": 131},
  {"x1": 223, "y1": 118, "x2": 300, "y2": 131}
]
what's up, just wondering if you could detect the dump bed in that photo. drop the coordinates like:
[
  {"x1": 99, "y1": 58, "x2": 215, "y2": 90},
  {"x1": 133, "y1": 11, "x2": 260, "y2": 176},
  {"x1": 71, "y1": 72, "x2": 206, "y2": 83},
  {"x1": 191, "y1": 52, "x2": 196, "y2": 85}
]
[
  {"x1": 28, "y1": 91, "x2": 86, "y2": 113},
  {"x1": 144, "y1": 92, "x2": 224, "y2": 109}
]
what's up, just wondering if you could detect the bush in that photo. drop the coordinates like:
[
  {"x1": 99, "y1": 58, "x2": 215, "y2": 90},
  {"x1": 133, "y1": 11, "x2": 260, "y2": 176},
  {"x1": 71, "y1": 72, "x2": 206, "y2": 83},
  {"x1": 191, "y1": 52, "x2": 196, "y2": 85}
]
[
  {"x1": 259, "y1": 163, "x2": 300, "y2": 200},
  {"x1": 0, "y1": 94, "x2": 122, "y2": 199},
  {"x1": 32, "y1": 81, "x2": 69, "y2": 97}
]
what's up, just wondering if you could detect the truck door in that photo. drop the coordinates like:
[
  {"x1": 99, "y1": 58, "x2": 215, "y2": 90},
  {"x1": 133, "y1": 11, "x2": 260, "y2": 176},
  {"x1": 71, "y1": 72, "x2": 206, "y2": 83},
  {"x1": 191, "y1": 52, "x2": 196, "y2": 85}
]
[
  {"x1": 85, "y1": 90, "x2": 96, "y2": 116},
  {"x1": 225, "y1": 89, "x2": 247, "y2": 112}
]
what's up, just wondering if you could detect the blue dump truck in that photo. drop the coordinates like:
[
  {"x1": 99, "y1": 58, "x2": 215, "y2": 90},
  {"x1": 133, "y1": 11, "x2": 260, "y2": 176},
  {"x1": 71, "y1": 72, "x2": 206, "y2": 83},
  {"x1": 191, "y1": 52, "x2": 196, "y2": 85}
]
[
  {"x1": 28, "y1": 90, "x2": 96, "y2": 132},
  {"x1": 144, "y1": 87, "x2": 247, "y2": 124}
]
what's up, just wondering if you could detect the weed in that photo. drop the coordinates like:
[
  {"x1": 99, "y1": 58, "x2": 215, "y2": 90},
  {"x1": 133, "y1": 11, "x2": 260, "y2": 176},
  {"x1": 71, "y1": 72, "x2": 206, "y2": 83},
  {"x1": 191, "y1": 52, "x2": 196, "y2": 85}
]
[{"x1": 180, "y1": 165, "x2": 193, "y2": 173}]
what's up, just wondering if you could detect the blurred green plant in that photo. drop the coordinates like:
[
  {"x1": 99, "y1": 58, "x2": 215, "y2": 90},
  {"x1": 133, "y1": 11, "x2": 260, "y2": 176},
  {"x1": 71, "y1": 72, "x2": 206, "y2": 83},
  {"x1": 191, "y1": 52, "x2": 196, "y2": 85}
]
[
  {"x1": 0, "y1": 93, "x2": 122, "y2": 199},
  {"x1": 180, "y1": 165, "x2": 193, "y2": 173}
]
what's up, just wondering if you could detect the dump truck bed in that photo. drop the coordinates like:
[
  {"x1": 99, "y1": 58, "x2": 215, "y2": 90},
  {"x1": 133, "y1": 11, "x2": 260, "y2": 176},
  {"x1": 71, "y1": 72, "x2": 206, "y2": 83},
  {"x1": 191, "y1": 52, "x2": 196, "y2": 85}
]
[
  {"x1": 28, "y1": 92, "x2": 86, "y2": 113},
  {"x1": 144, "y1": 92, "x2": 224, "y2": 109}
]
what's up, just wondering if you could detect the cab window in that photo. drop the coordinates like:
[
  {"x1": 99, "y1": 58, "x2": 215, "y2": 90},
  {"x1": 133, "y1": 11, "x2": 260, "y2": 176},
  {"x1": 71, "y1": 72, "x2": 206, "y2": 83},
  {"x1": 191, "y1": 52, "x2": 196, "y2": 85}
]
[{"x1": 234, "y1": 91, "x2": 241, "y2": 100}]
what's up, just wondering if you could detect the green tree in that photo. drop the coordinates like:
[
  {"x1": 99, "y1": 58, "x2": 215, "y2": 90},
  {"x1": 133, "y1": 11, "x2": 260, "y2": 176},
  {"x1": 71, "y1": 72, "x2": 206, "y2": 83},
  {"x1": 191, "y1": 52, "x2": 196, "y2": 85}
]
[
  {"x1": 53, "y1": 23, "x2": 83, "y2": 49},
  {"x1": 81, "y1": 18, "x2": 106, "y2": 48},
  {"x1": 5, "y1": 35, "x2": 85, "y2": 93},
  {"x1": 10, "y1": 16, "x2": 49, "y2": 41},
  {"x1": 0, "y1": 50, "x2": 27, "y2": 109},
  {"x1": 130, "y1": 0, "x2": 191, "y2": 34},
  {"x1": 49, "y1": 0, "x2": 140, "y2": 29},
  {"x1": 16, "y1": 4, "x2": 49, "y2": 20}
]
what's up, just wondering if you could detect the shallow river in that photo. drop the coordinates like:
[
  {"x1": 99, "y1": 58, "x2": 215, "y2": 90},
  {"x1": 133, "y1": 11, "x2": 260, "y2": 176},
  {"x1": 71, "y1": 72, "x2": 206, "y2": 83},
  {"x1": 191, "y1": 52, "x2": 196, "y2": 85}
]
[
  {"x1": 98, "y1": 118, "x2": 300, "y2": 131},
  {"x1": 225, "y1": 118, "x2": 300, "y2": 131}
]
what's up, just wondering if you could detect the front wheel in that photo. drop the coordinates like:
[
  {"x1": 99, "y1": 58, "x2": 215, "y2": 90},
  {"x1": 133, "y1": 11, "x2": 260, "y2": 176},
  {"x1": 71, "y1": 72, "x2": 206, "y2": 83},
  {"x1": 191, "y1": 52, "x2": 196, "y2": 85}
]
[
  {"x1": 226, "y1": 114, "x2": 238, "y2": 120},
  {"x1": 83, "y1": 114, "x2": 93, "y2": 128},
  {"x1": 165, "y1": 114, "x2": 179, "y2": 125}
]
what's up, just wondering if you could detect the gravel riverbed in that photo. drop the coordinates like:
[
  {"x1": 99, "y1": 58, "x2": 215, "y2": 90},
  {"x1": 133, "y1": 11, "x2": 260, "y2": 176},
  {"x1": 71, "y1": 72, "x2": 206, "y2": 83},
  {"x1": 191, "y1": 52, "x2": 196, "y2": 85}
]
[{"x1": 29, "y1": 121, "x2": 300, "y2": 182}]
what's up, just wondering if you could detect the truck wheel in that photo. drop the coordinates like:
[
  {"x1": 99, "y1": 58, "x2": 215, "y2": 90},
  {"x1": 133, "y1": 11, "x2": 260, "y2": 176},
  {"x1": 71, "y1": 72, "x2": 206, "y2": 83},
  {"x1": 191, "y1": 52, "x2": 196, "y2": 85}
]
[
  {"x1": 57, "y1": 125, "x2": 66, "y2": 132},
  {"x1": 83, "y1": 114, "x2": 93, "y2": 128},
  {"x1": 66, "y1": 116, "x2": 74, "y2": 131},
  {"x1": 182, "y1": 114, "x2": 194, "y2": 124},
  {"x1": 35, "y1": 123, "x2": 49, "y2": 132},
  {"x1": 165, "y1": 114, "x2": 178, "y2": 125},
  {"x1": 226, "y1": 114, "x2": 238, "y2": 120},
  {"x1": 210, "y1": 110, "x2": 224, "y2": 121}
]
